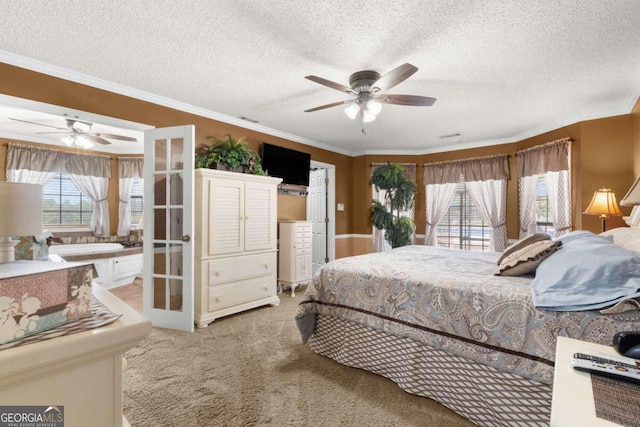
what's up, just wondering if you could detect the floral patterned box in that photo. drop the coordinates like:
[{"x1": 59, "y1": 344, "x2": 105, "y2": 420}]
[{"x1": 0, "y1": 261, "x2": 94, "y2": 345}]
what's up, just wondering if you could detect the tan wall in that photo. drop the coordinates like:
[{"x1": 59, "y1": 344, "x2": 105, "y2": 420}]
[
  {"x1": 0, "y1": 63, "x2": 637, "y2": 256},
  {"x1": 349, "y1": 115, "x2": 636, "y2": 255},
  {"x1": 0, "y1": 63, "x2": 353, "y2": 236},
  {"x1": 632, "y1": 97, "x2": 640, "y2": 176}
]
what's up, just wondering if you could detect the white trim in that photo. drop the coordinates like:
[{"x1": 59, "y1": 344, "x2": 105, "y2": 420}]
[
  {"x1": 337, "y1": 233, "x2": 426, "y2": 240},
  {"x1": 0, "y1": 51, "x2": 350, "y2": 156},
  {"x1": 309, "y1": 160, "x2": 336, "y2": 262},
  {"x1": 3, "y1": 49, "x2": 638, "y2": 158}
]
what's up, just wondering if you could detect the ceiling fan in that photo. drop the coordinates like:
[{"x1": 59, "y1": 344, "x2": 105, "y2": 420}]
[
  {"x1": 304, "y1": 63, "x2": 436, "y2": 123},
  {"x1": 9, "y1": 117, "x2": 138, "y2": 147}
]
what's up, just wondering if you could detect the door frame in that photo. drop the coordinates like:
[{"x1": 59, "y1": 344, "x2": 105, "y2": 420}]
[{"x1": 308, "y1": 160, "x2": 336, "y2": 263}]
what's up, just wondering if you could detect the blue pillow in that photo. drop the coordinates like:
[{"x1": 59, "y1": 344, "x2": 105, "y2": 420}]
[{"x1": 532, "y1": 231, "x2": 640, "y2": 311}]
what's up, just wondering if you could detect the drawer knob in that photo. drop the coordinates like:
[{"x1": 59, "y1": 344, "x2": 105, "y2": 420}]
[
  {"x1": 214, "y1": 296, "x2": 222, "y2": 303},
  {"x1": 263, "y1": 284, "x2": 269, "y2": 291},
  {"x1": 215, "y1": 270, "x2": 223, "y2": 277},
  {"x1": 263, "y1": 262, "x2": 269, "y2": 269}
]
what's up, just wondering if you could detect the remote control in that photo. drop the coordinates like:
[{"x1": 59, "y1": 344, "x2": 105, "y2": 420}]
[{"x1": 572, "y1": 353, "x2": 640, "y2": 385}]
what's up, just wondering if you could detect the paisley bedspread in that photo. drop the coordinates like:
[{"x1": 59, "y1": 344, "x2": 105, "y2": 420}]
[{"x1": 296, "y1": 245, "x2": 640, "y2": 384}]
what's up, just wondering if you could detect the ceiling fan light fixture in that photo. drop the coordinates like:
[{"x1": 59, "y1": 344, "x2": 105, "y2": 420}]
[
  {"x1": 74, "y1": 135, "x2": 94, "y2": 149},
  {"x1": 344, "y1": 103, "x2": 359, "y2": 120},
  {"x1": 61, "y1": 135, "x2": 75, "y2": 146},
  {"x1": 71, "y1": 121, "x2": 91, "y2": 132},
  {"x1": 362, "y1": 110, "x2": 376, "y2": 123},
  {"x1": 366, "y1": 100, "x2": 382, "y2": 116}
]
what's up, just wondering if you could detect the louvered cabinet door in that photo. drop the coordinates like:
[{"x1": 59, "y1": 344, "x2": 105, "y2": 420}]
[
  {"x1": 208, "y1": 178, "x2": 244, "y2": 256},
  {"x1": 244, "y1": 181, "x2": 278, "y2": 252}
]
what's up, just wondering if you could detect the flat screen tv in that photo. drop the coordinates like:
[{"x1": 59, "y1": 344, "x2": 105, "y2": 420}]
[{"x1": 260, "y1": 143, "x2": 311, "y2": 186}]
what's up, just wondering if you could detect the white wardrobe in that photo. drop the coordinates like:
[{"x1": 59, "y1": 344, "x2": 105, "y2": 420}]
[{"x1": 194, "y1": 169, "x2": 282, "y2": 328}]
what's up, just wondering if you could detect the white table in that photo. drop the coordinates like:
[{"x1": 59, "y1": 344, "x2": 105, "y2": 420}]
[
  {"x1": 0, "y1": 285, "x2": 152, "y2": 427},
  {"x1": 551, "y1": 336, "x2": 638, "y2": 427}
]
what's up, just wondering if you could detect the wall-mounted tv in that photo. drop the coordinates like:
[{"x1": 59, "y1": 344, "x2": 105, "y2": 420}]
[{"x1": 260, "y1": 143, "x2": 311, "y2": 186}]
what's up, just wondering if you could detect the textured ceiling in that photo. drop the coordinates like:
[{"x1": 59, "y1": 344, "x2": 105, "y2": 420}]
[{"x1": 1, "y1": 1, "x2": 640, "y2": 155}]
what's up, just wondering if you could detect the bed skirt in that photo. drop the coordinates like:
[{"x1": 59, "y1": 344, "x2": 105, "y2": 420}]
[{"x1": 308, "y1": 314, "x2": 552, "y2": 427}]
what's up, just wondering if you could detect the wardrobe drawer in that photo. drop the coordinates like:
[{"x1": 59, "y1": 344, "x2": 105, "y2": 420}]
[
  {"x1": 295, "y1": 247, "x2": 312, "y2": 255},
  {"x1": 207, "y1": 252, "x2": 276, "y2": 285},
  {"x1": 208, "y1": 275, "x2": 277, "y2": 311}
]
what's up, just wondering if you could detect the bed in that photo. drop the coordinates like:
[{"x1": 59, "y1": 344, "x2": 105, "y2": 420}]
[{"x1": 295, "y1": 228, "x2": 640, "y2": 426}]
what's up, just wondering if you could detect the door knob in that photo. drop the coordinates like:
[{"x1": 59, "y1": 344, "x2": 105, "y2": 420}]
[{"x1": 181, "y1": 235, "x2": 191, "y2": 242}]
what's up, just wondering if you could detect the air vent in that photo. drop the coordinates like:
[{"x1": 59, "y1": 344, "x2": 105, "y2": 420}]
[
  {"x1": 239, "y1": 116, "x2": 259, "y2": 124},
  {"x1": 439, "y1": 133, "x2": 461, "y2": 139}
]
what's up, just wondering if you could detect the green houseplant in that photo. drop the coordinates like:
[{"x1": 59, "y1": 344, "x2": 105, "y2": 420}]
[
  {"x1": 195, "y1": 134, "x2": 267, "y2": 175},
  {"x1": 369, "y1": 163, "x2": 416, "y2": 248}
]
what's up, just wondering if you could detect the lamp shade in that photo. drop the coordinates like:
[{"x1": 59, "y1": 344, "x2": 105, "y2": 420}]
[
  {"x1": 620, "y1": 176, "x2": 640, "y2": 206},
  {"x1": 0, "y1": 182, "x2": 43, "y2": 237},
  {"x1": 583, "y1": 187, "x2": 622, "y2": 217}
]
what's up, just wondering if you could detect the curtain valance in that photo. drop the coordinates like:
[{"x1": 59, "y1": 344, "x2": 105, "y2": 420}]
[
  {"x1": 517, "y1": 137, "x2": 571, "y2": 177},
  {"x1": 118, "y1": 157, "x2": 144, "y2": 178},
  {"x1": 423, "y1": 154, "x2": 509, "y2": 185},
  {"x1": 6, "y1": 143, "x2": 111, "y2": 178}
]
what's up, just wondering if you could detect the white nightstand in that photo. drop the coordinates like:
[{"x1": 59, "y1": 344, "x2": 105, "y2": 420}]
[{"x1": 551, "y1": 336, "x2": 638, "y2": 426}]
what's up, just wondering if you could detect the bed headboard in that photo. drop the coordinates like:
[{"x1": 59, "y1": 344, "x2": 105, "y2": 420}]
[{"x1": 599, "y1": 227, "x2": 640, "y2": 252}]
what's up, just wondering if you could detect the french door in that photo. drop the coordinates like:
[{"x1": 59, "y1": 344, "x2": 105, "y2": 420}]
[{"x1": 142, "y1": 125, "x2": 194, "y2": 332}]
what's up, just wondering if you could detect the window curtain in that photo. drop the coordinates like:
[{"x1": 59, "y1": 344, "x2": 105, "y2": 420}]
[
  {"x1": 424, "y1": 154, "x2": 509, "y2": 247},
  {"x1": 424, "y1": 183, "x2": 458, "y2": 246},
  {"x1": 518, "y1": 175, "x2": 538, "y2": 237},
  {"x1": 517, "y1": 138, "x2": 571, "y2": 237},
  {"x1": 117, "y1": 157, "x2": 144, "y2": 237},
  {"x1": 5, "y1": 143, "x2": 112, "y2": 237},
  {"x1": 465, "y1": 180, "x2": 508, "y2": 251},
  {"x1": 371, "y1": 163, "x2": 416, "y2": 252},
  {"x1": 544, "y1": 170, "x2": 571, "y2": 235}
]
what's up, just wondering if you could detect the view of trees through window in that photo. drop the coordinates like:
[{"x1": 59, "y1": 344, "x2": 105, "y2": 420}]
[
  {"x1": 535, "y1": 175, "x2": 555, "y2": 236},
  {"x1": 435, "y1": 182, "x2": 491, "y2": 251},
  {"x1": 43, "y1": 173, "x2": 94, "y2": 225}
]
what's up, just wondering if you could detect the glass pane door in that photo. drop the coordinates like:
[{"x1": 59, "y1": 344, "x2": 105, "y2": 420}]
[{"x1": 143, "y1": 125, "x2": 194, "y2": 332}]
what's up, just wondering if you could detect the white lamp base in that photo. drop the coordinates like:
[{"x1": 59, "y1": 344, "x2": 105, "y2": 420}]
[{"x1": 0, "y1": 237, "x2": 18, "y2": 263}]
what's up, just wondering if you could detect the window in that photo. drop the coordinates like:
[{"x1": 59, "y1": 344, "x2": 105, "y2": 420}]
[
  {"x1": 436, "y1": 182, "x2": 491, "y2": 251},
  {"x1": 42, "y1": 173, "x2": 94, "y2": 225},
  {"x1": 130, "y1": 177, "x2": 143, "y2": 226},
  {"x1": 535, "y1": 175, "x2": 555, "y2": 236}
]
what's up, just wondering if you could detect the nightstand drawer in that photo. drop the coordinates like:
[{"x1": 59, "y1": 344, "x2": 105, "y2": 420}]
[{"x1": 295, "y1": 247, "x2": 312, "y2": 255}]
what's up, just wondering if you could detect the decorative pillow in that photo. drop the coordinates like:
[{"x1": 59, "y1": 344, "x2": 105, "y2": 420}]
[
  {"x1": 495, "y1": 239, "x2": 562, "y2": 276},
  {"x1": 496, "y1": 232, "x2": 551, "y2": 265}
]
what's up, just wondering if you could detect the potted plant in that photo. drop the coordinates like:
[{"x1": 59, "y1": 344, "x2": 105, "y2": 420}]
[
  {"x1": 195, "y1": 134, "x2": 267, "y2": 175},
  {"x1": 368, "y1": 162, "x2": 416, "y2": 248}
]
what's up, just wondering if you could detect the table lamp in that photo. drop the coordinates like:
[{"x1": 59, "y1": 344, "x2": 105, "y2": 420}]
[
  {"x1": 620, "y1": 176, "x2": 640, "y2": 227},
  {"x1": 0, "y1": 182, "x2": 43, "y2": 263},
  {"x1": 583, "y1": 186, "x2": 622, "y2": 232}
]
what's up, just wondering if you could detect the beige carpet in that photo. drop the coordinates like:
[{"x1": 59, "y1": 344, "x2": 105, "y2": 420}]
[{"x1": 118, "y1": 285, "x2": 476, "y2": 427}]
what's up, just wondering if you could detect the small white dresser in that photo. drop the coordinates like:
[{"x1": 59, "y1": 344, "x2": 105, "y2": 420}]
[{"x1": 278, "y1": 221, "x2": 313, "y2": 297}]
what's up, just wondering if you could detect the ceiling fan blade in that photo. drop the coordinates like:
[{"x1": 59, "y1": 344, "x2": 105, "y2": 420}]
[
  {"x1": 305, "y1": 75, "x2": 355, "y2": 94},
  {"x1": 9, "y1": 117, "x2": 68, "y2": 130},
  {"x1": 35, "y1": 131, "x2": 73, "y2": 135},
  {"x1": 370, "y1": 63, "x2": 418, "y2": 93},
  {"x1": 85, "y1": 135, "x2": 111, "y2": 145},
  {"x1": 90, "y1": 133, "x2": 137, "y2": 142},
  {"x1": 379, "y1": 94, "x2": 437, "y2": 106},
  {"x1": 304, "y1": 100, "x2": 353, "y2": 113}
]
